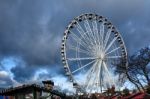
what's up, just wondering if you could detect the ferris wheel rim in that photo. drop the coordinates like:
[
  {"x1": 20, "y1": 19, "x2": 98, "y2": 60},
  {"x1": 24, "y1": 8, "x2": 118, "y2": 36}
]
[{"x1": 61, "y1": 13, "x2": 127, "y2": 93}]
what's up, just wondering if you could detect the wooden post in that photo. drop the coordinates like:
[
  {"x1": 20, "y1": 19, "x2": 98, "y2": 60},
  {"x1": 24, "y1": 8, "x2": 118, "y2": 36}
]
[
  {"x1": 33, "y1": 89, "x2": 37, "y2": 99},
  {"x1": 15, "y1": 94, "x2": 18, "y2": 99},
  {"x1": 23, "y1": 94, "x2": 26, "y2": 99}
]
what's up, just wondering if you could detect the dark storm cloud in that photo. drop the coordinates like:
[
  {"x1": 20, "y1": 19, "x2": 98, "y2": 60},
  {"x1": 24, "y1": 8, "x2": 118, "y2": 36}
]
[
  {"x1": 0, "y1": 0, "x2": 65, "y2": 84},
  {"x1": 0, "y1": 77, "x2": 13, "y2": 88},
  {"x1": 10, "y1": 62, "x2": 64, "y2": 83},
  {"x1": 0, "y1": 0, "x2": 150, "y2": 85},
  {"x1": 0, "y1": 0, "x2": 62, "y2": 65},
  {"x1": 10, "y1": 65, "x2": 37, "y2": 83},
  {"x1": 63, "y1": 0, "x2": 150, "y2": 54}
]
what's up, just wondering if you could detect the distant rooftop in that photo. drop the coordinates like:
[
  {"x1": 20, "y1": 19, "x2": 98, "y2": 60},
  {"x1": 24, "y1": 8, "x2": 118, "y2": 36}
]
[
  {"x1": 0, "y1": 81, "x2": 65, "y2": 98},
  {"x1": 42, "y1": 80, "x2": 54, "y2": 86}
]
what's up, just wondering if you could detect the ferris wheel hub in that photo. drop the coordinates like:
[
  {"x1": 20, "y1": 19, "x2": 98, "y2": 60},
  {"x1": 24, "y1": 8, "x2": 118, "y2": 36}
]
[
  {"x1": 100, "y1": 53, "x2": 105, "y2": 60},
  {"x1": 96, "y1": 51, "x2": 106, "y2": 61}
]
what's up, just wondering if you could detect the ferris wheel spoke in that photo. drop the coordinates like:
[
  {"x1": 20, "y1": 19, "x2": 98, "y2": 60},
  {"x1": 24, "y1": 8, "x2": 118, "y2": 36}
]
[
  {"x1": 92, "y1": 21, "x2": 98, "y2": 36},
  {"x1": 85, "y1": 60, "x2": 102, "y2": 91},
  {"x1": 72, "y1": 59, "x2": 96, "y2": 74},
  {"x1": 76, "y1": 24, "x2": 89, "y2": 44},
  {"x1": 103, "y1": 62, "x2": 115, "y2": 85},
  {"x1": 69, "y1": 30, "x2": 93, "y2": 52},
  {"x1": 85, "y1": 60, "x2": 98, "y2": 90},
  {"x1": 88, "y1": 61, "x2": 102, "y2": 91},
  {"x1": 100, "y1": 23, "x2": 104, "y2": 46},
  {"x1": 105, "y1": 46, "x2": 121, "y2": 55},
  {"x1": 70, "y1": 31, "x2": 89, "y2": 49},
  {"x1": 76, "y1": 21, "x2": 85, "y2": 34},
  {"x1": 67, "y1": 57, "x2": 97, "y2": 61},
  {"x1": 106, "y1": 55, "x2": 122, "y2": 59},
  {"x1": 99, "y1": 61, "x2": 103, "y2": 92},
  {"x1": 103, "y1": 62, "x2": 111, "y2": 79},
  {"x1": 105, "y1": 37, "x2": 117, "y2": 53},
  {"x1": 69, "y1": 45, "x2": 91, "y2": 56},
  {"x1": 84, "y1": 17, "x2": 96, "y2": 45},
  {"x1": 76, "y1": 21, "x2": 92, "y2": 45},
  {"x1": 94, "y1": 60, "x2": 102, "y2": 89},
  {"x1": 92, "y1": 20, "x2": 99, "y2": 46},
  {"x1": 104, "y1": 27, "x2": 112, "y2": 49}
]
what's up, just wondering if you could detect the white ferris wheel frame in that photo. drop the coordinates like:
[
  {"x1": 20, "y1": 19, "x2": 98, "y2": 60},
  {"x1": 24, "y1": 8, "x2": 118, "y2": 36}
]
[{"x1": 61, "y1": 13, "x2": 127, "y2": 93}]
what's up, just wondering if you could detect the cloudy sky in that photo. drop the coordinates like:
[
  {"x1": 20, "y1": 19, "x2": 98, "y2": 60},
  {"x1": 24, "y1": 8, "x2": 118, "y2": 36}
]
[{"x1": 0, "y1": 0, "x2": 150, "y2": 89}]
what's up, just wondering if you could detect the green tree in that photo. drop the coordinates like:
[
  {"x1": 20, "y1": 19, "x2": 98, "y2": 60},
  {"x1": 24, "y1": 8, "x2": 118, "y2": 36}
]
[{"x1": 123, "y1": 88, "x2": 130, "y2": 96}]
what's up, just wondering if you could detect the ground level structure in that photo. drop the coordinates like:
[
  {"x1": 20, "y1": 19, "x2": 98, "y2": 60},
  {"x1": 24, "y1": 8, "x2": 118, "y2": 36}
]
[{"x1": 0, "y1": 80, "x2": 66, "y2": 99}]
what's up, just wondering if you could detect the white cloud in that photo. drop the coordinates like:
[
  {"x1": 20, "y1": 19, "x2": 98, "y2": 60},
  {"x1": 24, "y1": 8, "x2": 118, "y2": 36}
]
[{"x1": 0, "y1": 71, "x2": 9, "y2": 78}]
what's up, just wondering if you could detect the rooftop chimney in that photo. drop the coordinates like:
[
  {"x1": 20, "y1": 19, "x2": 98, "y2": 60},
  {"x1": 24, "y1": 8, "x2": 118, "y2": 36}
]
[{"x1": 42, "y1": 80, "x2": 54, "y2": 90}]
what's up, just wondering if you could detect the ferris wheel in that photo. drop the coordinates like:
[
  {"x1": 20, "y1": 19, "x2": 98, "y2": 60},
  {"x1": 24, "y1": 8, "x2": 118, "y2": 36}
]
[{"x1": 61, "y1": 13, "x2": 127, "y2": 93}]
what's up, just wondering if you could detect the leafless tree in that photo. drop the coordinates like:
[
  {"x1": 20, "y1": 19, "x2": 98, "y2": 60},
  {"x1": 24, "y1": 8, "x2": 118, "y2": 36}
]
[{"x1": 116, "y1": 47, "x2": 150, "y2": 91}]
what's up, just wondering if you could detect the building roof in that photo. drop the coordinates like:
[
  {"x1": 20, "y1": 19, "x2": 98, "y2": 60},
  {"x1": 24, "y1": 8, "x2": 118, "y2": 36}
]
[
  {"x1": 42, "y1": 80, "x2": 54, "y2": 86},
  {"x1": 0, "y1": 84, "x2": 65, "y2": 97},
  {"x1": 123, "y1": 92, "x2": 150, "y2": 99}
]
